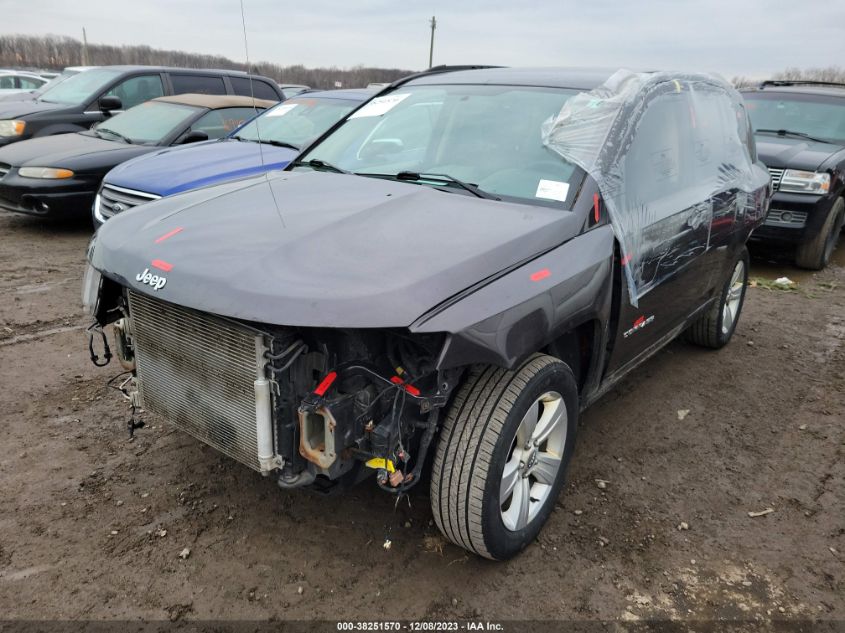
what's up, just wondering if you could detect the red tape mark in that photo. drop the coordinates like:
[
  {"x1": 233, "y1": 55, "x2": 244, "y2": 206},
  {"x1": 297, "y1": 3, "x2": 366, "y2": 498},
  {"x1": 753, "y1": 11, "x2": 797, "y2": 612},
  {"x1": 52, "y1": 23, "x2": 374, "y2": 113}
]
[
  {"x1": 530, "y1": 268, "x2": 551, "y2": 282},
  {"x1": 155, "y1": 227, "x2": 183, "y2": 243},
  {"x1": 314, "y1": 371, "x2": 337, "y2": 396},
  {"x1": 593, "y1": 192, "x2": 600, "y2": 223},
  {"x1": 633, "y1": 316, "x2": 646, "y2": 327},
  {"x1": 621, "y1": 254, "x2": 633, "y2": 266},
  {"x1": 151, "y1": 259, "x2": 173, "y2": 272},
  {"x1": 390, "y1": 375, "x2": 421, "y2": 396}
]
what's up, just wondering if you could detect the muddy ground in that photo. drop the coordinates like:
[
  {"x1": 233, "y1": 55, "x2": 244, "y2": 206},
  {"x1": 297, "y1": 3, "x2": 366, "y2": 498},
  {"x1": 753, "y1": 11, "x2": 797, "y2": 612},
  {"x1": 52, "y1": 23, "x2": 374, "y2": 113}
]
[{"x1": 0, "y1": 212, "x2": 842, "y2": 627}]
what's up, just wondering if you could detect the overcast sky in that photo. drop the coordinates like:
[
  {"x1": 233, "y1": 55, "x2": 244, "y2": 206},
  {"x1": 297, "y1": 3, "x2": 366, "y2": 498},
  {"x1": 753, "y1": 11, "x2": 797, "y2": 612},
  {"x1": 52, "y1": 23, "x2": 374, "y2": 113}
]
[{"x1": 6, "y1": 0, "x2": 844, "y2": 78}]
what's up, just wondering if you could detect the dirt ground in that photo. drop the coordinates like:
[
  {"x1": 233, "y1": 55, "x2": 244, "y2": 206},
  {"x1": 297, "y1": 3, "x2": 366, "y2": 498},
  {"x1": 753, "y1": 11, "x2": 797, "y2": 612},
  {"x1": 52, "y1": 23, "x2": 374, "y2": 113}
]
[{"x1": 0, "y1": 212, "x2": 842, "y2": 627}]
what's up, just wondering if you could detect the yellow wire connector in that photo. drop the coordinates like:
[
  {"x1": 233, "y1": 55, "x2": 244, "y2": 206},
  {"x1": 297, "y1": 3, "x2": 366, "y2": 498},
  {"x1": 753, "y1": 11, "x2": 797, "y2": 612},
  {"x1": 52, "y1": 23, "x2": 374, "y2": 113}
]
[{"x1": 365, "y1": 457, "x2": 395, "y2": 473}]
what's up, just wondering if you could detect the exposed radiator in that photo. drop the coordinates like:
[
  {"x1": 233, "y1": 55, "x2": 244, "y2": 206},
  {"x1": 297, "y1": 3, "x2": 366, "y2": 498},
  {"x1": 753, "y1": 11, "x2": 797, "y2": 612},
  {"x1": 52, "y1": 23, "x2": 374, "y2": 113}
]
[{"x1": 127, "y1": 291, "x2": 271, "y2": 471}]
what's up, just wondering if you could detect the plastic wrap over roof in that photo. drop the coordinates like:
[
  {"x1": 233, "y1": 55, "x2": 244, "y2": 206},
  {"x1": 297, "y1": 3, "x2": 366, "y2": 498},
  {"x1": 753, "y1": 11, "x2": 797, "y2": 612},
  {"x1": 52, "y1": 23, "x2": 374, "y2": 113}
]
[{"x1": 542, "y1": 69, "x2": 768, "y2": 305}]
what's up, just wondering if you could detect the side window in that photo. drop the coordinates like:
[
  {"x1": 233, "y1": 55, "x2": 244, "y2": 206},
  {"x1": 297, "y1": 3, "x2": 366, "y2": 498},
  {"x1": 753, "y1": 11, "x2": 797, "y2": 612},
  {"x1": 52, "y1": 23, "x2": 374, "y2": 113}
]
[
  {"x1": 191, "y1": 107, "x2": 259, "y2": 139},
  {"x1": 689, "y1": 88, "x2": 753, "y2": 188},
  {"x1": 171, "y1": 74, "x2": 226, "y2": 96},
  {"x1": 19, "y1": 77, "x2": 43, "y2": 90},
  {"x1": 104, "y1": 74, "x2": 164, "y2": 109},
  {"x1": 230, "y1": 77, "x2": 280, "y2": 101},
  {"x1": 624, "y1": 92, "x2": 690, "y2": 217},
  {"x1": 0, "y1": 76, "x2": 14, "y2": 89}
]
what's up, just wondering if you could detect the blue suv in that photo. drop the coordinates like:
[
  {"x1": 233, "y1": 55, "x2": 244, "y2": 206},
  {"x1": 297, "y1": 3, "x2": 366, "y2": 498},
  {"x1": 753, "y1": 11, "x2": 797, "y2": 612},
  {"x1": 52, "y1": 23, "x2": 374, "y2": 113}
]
[{"x1": 93, "y1": 89, "x2": 372, "y2": 226}]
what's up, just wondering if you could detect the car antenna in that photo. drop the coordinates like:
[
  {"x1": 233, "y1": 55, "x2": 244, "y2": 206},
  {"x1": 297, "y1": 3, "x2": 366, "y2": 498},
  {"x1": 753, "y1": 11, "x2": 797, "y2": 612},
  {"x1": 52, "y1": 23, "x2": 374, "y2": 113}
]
[
  {"x1": 239, "y1": 0, "x2": 264, "y2": 167},
  {"x1": 239, "y1": 0, "x2": 286, "y2": 227}
]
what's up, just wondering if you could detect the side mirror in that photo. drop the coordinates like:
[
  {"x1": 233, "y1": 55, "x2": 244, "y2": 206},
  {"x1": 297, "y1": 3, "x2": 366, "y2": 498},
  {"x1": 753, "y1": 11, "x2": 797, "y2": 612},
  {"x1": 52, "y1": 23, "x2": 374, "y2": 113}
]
[
  {"x1": 98, "y1": 95, "x2": 123, "y2": 114},
  {"x1": 180, "y1": 130, "x2": 209, "y2": 144}
]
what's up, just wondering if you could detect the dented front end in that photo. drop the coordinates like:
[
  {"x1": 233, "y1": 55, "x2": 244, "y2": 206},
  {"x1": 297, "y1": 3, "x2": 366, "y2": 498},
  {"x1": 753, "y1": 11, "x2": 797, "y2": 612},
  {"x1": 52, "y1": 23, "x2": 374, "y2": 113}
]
[{"x1": 101, "y1": 282, "x2": 455, "y2": 493}]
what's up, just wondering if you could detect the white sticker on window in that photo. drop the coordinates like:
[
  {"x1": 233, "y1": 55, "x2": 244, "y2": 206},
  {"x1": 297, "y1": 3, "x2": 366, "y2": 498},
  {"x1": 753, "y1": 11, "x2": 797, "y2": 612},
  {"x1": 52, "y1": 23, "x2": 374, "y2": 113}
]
[
  {"x1": 349, "y1": 93, "x2": 411, "y2": 119},
  {"x1": 266, "y1": 103, "x2": 299, "y2": 117},
  {"x1": 535, "y1": 179, "x2": 570, "y2": 202}
]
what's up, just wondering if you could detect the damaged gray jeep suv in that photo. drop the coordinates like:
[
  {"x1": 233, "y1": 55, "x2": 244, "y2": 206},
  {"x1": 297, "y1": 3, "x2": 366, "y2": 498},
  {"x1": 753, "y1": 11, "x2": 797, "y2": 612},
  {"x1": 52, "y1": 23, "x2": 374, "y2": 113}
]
[{"x1": 83, "y1": 67, "x2": 771, "y2": 559}]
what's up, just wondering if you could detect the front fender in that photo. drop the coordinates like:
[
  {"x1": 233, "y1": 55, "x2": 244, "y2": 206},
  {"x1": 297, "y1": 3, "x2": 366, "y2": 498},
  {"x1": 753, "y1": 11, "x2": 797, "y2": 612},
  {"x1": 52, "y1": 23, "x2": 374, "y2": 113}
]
[{"x1": 412, "y1": 225, "x2": 615, "y2": 369}]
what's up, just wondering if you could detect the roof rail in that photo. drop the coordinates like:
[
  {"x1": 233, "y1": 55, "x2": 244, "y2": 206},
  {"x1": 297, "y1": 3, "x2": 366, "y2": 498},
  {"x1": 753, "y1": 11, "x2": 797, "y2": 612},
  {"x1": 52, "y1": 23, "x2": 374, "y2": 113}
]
[
  {"x1": 388, "y1": 65, "x2": 505, "y2": 89},
  {"x1": 759, "y1": 79, "x2": 845, "y2": 90}
]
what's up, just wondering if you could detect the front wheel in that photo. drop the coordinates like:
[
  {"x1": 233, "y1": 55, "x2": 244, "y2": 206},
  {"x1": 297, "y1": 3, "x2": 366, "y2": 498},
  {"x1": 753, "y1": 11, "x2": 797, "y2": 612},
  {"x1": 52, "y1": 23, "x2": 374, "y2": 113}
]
[
  {"x1": 795, "y1": 197, "x2": 844, "y2": 270},
  {"x1": 686, "y1": 247, "x2": 749, "y2": 349},
  {"x1": 430, "y1": 354, "x2": 578, "y2": 560}
]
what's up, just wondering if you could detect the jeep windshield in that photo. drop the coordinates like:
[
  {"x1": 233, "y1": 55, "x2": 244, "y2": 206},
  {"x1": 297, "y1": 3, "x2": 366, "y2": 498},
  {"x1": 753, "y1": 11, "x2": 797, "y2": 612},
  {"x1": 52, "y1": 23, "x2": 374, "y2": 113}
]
[
  {"x1": 37, "y1": 68, "x2": 123, "y2": 106},
  {"x1": 293, "y1": 84, "x2": 583, "y2": 206},
  {"x1": 744, "y1": 92, "x2": 845, "y2": 144},
  {"x1": 233, "y1": 96, "x2": 362, "y2": 149}
]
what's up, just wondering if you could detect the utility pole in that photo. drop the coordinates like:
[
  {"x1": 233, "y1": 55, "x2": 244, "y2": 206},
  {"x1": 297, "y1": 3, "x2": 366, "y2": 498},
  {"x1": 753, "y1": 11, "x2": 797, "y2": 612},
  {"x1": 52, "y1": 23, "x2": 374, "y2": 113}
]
[
  {"x1": 428, "y1": 16, "x2": 436, "y2": 69},
  {"x1": 81, "y1": 27, "x2": 89, "y2": 66}
]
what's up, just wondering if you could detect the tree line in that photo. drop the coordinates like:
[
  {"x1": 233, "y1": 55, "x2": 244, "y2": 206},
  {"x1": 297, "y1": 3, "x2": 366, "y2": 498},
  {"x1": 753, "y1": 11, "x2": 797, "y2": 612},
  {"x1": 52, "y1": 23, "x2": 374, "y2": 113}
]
[
  {"x1": 0, "y1": 34, "x2": 415, "y2": 89},
  {"x1": 733, "y1": 66, "x2": 845, "y2": 88},
  {"x1": 3, "y1": 34, "x2": 844, "y2": 91}
]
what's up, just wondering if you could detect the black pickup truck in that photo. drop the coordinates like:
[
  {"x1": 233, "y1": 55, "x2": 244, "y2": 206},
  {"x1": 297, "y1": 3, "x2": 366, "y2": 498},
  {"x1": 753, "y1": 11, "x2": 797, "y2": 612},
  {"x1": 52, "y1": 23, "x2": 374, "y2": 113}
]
[{"x1": 84, "y1": 67, "x2": 770, "y2": 560}]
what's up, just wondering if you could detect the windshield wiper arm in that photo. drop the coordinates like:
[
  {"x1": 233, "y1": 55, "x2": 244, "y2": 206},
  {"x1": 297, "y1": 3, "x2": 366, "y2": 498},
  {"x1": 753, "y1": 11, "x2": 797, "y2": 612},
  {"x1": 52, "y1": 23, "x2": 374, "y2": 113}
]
[
  {"x1": 395, "y1": 171, "x2": 499, "y2": 200},
  {"x1": 96, "y1": 127, "x2": 133, "y2": 144},
  {"x1": 290, "y1": 158, "x2": 348, "y2": 174},
  {"x1": 756, "y1": 128, "x2": 831, "y2": 144}
]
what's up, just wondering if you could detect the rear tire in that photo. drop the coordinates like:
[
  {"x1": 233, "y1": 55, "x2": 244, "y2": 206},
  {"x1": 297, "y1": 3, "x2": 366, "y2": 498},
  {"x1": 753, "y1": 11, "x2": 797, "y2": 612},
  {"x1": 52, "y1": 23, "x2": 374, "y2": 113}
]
[
  {"x1": 686, "y1": 247, "x2": 749, "y2": 349},
  {"x1": 795, "y1": 197, "x2": 844, "y2": 270},
  {"x1": 430, "y1": 354, "x2": 578, "y2": 560}
]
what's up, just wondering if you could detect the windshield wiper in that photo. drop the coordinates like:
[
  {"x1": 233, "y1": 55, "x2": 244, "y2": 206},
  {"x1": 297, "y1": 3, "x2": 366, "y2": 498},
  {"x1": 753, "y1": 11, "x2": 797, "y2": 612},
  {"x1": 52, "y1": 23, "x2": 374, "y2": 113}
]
[
  {"x1": 290, "y1": 158, "x2": 348, "y2": 174},
  {"x1": 357, "y1": 170, "x2": 499, "y2": 200},
  {"x1": 264, "y1": 140, "x2": 300, "y2": 150},
  {"x1": 96, "y1": 127, "x2": 133, "y2": 144},
  {"x1": 756, "y1": 128, "x2": 831, "y2": 144}
]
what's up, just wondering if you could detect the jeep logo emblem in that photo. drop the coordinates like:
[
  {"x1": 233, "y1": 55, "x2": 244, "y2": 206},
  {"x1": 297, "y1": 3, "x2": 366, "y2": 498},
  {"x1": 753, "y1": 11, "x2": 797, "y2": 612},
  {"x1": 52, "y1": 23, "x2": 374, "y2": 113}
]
[{"x1": 135, "y1": 268, "x2": 167, "y2": 290}]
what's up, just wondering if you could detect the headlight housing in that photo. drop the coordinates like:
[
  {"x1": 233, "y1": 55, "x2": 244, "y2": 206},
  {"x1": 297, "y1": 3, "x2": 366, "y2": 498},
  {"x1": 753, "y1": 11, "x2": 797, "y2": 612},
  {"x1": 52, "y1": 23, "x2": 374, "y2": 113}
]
[
  {"x1": 82, "y1": 263, "x2": 102, "y2": 317},
  {"x1": 18, "y1": 167, "x2": 75, "y2": 179},
  {"x1": 779, "y1": 169, "x2": 831, "y2": 195},
  {"x1": 0, "y1": 120, "x2": 25, "y2": 137}
]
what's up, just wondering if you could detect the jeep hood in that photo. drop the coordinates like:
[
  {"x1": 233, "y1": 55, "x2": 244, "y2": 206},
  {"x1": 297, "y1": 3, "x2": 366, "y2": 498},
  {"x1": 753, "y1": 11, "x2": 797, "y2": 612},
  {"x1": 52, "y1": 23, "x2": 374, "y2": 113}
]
[
  {"x1": 755, "y1": 135, "x2": 843, "y2": 172},
  {"x1": 90, "y1": 170, "x2": 583, "y2": 328},
  {"x1": 104, "y1": 139, "x2": 297, "y2": 197}
]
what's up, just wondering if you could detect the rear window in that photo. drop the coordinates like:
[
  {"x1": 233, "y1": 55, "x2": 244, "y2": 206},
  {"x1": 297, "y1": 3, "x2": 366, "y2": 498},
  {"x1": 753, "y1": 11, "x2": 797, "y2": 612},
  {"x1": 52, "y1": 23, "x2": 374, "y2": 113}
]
[
  {"x1": 230, "y1": 77, "x2": 280, "y2": 101},
  {"x1": 170, "y1": 74, "x2": 226, "y2": 95}
]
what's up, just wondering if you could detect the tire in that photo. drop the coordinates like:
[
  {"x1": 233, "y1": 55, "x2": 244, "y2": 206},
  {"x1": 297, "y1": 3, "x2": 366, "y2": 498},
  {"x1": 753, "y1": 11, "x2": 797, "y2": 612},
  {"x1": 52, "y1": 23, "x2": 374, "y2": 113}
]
[
  {"x1": 795, "y1": 197, "x2": 845, "y2": 270},
  {"x1": 430, "y1": 354, "x2": 578, "y2": 560},
  {"x1": 686, "y1": 247, "x2": 749, "y2": 349}
]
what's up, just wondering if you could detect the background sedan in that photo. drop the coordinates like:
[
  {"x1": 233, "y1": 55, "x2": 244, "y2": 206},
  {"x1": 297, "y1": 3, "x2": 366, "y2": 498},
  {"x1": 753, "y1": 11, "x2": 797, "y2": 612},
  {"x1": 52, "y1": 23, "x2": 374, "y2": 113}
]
[{"x1": 0, "y1": 93, "x2": 274, "y2": 220}]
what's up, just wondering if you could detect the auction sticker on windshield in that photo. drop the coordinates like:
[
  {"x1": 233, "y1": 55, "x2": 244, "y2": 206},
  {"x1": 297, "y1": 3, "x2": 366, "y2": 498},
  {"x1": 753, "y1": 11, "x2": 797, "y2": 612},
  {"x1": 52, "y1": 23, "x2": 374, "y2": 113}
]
[
  {"x1": 350, "y1": 93, "x2": 411, "y2": 118},
  {"x1": 266, "y1": 103, "x2": 299, "y2": 118},
  {"x1": 535, "y1": 179, "x2": 570, "y2": 202}
]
